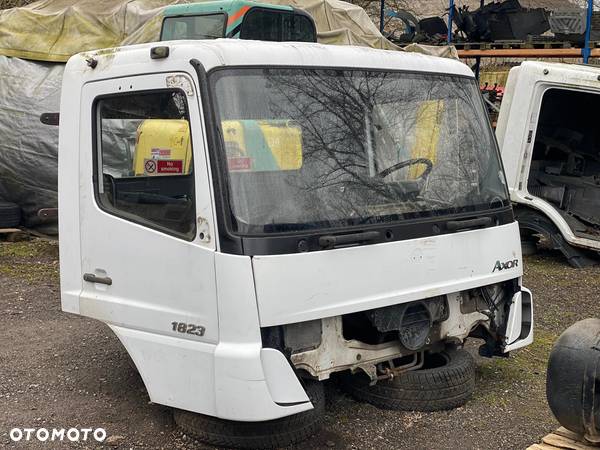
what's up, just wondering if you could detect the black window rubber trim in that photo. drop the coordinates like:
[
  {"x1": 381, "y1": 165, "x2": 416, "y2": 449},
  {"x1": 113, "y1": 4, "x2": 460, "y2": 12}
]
[
  {"x1": 190, "y1": 61, "x2": 515, "y2": 256},
  {"x1": 190, "y1": 58, "x2": 244, "y2": 254}
]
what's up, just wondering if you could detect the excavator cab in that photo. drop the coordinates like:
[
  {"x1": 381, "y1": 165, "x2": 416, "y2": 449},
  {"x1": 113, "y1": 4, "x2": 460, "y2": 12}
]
[{"x1": 160, "y1": 0, "x2": 316, "y2": 42}]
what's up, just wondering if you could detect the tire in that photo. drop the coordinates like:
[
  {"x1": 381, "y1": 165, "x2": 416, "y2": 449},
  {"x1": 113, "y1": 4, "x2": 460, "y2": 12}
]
[
  {"x1": 173, "y1": 380, "x2": 324, "y2": 449},
  {"x1": 339, "y1": 348, "x2": 475, "y2": 412},
  {"x1": 0, "y1": 201, "x2": 21, "y2": 228}
]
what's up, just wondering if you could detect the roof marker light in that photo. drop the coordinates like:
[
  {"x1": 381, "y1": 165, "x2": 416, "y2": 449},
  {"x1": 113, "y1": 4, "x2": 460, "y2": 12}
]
[{"x1": 151, "y1": 46, "x2": 170, "y2": 59}]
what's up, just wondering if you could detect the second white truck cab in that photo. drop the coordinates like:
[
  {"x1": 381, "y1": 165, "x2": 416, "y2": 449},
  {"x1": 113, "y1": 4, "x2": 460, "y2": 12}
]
[
  {"x1": 59, "y1": 39, "x2": 533, "y2": 447},
  {"x1": 497, "y1": 61, "x2": 600, "y2": 267}
]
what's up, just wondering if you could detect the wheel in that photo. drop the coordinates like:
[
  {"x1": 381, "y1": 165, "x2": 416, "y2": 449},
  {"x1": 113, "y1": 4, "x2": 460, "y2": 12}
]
[
  {"x1": 339, "y1": 348, "x2": 475, "y2": 412},
  {"x1": 173, "y1": 380, "x2": 324, "y2": 449},
  {"x1": 0, "y1": 201, "x2": 21, "y2": 228}
]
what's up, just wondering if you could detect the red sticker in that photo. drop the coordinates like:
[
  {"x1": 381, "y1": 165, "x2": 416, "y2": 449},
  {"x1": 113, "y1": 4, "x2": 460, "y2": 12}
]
[
  {"x1": 157, "y1": 160, "x2": 183, "y2": 174},
  {"x1": 228, "y1": 157, "x2": 252, "y2": 171}
]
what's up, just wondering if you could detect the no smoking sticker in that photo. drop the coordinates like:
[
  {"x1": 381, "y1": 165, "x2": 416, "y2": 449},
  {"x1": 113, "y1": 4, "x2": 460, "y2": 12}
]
[
  {"x1": 144, "y1": 159, "x2": 157, "y2": 174},
  {"x1": 144, "y1": 158, "x2": 183, "y2": 175}
]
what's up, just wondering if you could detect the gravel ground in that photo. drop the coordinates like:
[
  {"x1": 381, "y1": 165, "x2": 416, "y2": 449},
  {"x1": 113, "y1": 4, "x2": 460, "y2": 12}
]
[{"x1": 1, "y1": 238, "x2": 598, "y2": 449}]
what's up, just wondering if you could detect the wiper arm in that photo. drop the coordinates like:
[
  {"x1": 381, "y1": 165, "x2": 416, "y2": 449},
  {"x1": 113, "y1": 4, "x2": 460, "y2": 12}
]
[
  {"x1": 446, "y1": 217, "x2": 493, "y2": 232},
  {"x1": 319, "y1": 230, "x2": 381, "y2": 249}
]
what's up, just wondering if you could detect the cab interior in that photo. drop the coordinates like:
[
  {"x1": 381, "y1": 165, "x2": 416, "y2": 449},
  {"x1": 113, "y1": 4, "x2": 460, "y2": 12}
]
[{"x1": 527, "y1": 88, "x2": 600, "y2": 239}]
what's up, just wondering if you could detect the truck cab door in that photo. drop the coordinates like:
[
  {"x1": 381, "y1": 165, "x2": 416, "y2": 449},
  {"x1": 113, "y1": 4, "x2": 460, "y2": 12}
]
[
  {"x1": 496, "y1": 64, "x2": 545, "y2": 194},
  {"x1": 76, "y1": 72, "x2": 219, "y2": 411}
]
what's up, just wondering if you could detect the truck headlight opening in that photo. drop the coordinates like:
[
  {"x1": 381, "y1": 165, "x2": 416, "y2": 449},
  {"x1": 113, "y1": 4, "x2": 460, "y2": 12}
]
[{"x1": 398, "y1": 302, "x2": 433, "y2": 351}]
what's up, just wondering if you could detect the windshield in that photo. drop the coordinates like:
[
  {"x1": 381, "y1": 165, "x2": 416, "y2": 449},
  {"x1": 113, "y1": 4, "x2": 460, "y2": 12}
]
[{"x1": 211, "y1": 68, "x2": 509, "y2": 235}]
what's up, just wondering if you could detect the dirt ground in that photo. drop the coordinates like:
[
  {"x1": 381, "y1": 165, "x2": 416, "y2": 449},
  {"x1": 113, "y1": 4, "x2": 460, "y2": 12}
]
[{"x1": 1, "y1": 238, "x2": 598, "y2": 449}]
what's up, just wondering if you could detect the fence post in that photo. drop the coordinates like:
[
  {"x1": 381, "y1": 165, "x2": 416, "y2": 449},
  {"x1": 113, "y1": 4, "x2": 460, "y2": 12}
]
[
  {"x1": 447, "y1": 0, "x2": 455, "y2": 44},
  {"x1": 583, "y1": 0, "x2": 594, "y2": 64}
]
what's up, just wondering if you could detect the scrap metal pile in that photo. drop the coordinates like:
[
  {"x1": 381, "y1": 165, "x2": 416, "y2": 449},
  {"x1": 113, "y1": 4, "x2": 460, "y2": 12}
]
[
  {"x1": 386, "y1": 0, "x2": 599, "y2": 45},
  {"x1": 452, "y1": 0, "x2": 549, "y2": 42}
]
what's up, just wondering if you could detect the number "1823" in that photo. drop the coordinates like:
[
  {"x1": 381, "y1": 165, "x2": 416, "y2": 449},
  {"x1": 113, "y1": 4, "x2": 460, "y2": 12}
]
[{"x1": 171, "y1": 322, "x2": 206, "y2": 337}]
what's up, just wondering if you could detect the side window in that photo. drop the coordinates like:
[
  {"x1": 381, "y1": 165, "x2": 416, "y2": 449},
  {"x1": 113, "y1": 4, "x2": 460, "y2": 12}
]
[
  {"x1": 240, "y1": 9, "x2": 317, "y2": 42},
  {"x1": 95, "y1": 90, "x2": 196, "y2": 240},
  {"x1": 240, "y1": 9, "x2": 281, "y2": 41},
  {"x1": 161, "y1": 14, "x2": 226, "y2": 40},
  {"x1": 285, "y1": 14, "x2": 316, "y2": 42}
]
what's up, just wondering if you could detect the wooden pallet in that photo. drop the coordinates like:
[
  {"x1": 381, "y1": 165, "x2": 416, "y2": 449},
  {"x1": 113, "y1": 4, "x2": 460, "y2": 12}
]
[
  {"x1": 457, "y1": 48, "x2": 600, "y2": 58},
  {"x1": 0, "y1": 228, "x2": 21, "y2": 235},
  {"x1": 453, "y1": 40, "x2": 575, "y2": 50},
  {"x1": 528, "y1": 428, "x2": 600, "y2": 450},
  {"x1": 0, "y1": 228, "x2": 27, "y2": 242},
  {"x1": 0, "y1": 228, "x2": 56, "y2": 242}
]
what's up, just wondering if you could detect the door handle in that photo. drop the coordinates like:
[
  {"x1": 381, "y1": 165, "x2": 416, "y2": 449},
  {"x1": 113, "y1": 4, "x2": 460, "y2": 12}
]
[{"x1": 83, "y1": 273, "x2": 113, "y2": 286}]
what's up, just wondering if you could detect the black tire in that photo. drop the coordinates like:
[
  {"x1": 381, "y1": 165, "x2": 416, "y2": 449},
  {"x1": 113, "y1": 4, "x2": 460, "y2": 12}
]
[
  {"x1": 173, "y1": 380, "x2": 324, "y2": 449},
  {"x1": 340, "y1": 348, "x2": 475, "y2": 412},
  {"x1": 0, "y1": 201, "x2": 21, "y2": 228}
]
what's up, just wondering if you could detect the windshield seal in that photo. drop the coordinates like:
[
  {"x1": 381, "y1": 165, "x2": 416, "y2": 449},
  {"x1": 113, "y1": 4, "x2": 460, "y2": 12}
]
[{"x1": 204, "y1": 65, "x2": 512, "y2": 252}]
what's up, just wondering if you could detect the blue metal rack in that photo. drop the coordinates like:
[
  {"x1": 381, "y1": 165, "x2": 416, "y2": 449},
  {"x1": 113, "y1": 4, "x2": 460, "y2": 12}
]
[
  {"x1": 447, "y1": 0, "x2": 456, "y2": 44},
  {"x1": 583, "y1": 0, "x2": 595, "y2": 63}
]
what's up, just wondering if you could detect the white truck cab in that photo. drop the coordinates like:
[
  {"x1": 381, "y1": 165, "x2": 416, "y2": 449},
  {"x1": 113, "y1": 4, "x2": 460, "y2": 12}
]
[
  {"x1": 58, "y1": 39, "x2": 533, "y2": 443},
  {"x1": 497, "y1": 61, "x2": 600, "y2": 267}
]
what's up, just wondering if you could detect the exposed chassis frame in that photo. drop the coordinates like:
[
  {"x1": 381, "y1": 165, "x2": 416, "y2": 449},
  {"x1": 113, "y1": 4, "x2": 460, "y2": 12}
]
[{"x1": 290, "y1": 293, "x2": 491, "y2": 383}]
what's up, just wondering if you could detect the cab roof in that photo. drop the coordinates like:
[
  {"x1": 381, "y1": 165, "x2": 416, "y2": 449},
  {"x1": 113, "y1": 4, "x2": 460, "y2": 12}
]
[
  {"x1": 72, "y1": 39, "x2": 474, "y2": 80},
  {"x1": 164, "y1": 0, "x2": 292, "y2": 17}
]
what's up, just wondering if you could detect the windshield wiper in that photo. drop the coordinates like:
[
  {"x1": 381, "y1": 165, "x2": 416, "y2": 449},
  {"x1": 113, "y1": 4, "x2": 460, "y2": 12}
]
[
  {"x1": 446, "y1": 217, "x2": 493, "y2": 232},
  {"x1": 319, "y1": 230, "x2": 381, "y2": 249}
]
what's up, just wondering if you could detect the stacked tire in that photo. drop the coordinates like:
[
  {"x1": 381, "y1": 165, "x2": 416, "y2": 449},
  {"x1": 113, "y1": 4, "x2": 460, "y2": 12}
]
[
  {"x1": 0, "y1": 201, "x2": 21, "y2": 228},
  {"x1": 340, "y1": 348, "x2": 476, "y2": 412},
  {"x1": 173, "y1": 349, "x2": 475, "y2": 448}
]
